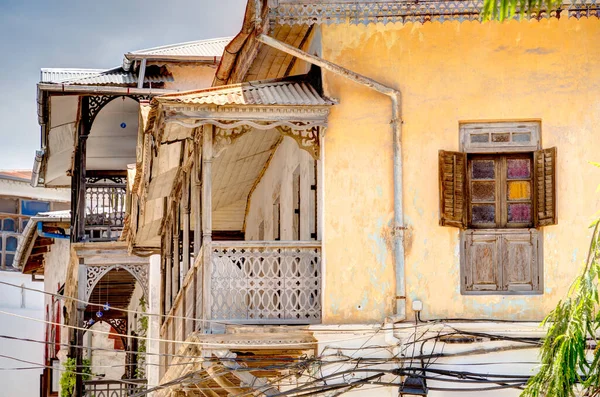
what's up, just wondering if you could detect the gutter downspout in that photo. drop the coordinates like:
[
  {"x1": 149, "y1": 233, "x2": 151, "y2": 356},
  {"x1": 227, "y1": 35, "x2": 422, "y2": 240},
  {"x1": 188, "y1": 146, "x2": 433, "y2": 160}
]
[
  {"x1": 31, "y1": 150, "x2": 43, "y2": 187},
  {"x1": 137, "y1": 58, "x2": 147, "y2": 89},
  {"x1": 37, "y1": 222, "x2": 70, "y2": 240},
  {"x1": 256, "y1": 34, "x2": 406, "y2": 320}
]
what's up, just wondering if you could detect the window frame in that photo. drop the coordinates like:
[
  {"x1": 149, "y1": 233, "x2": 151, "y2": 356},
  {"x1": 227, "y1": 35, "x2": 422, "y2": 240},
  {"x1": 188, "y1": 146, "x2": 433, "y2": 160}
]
[
  {"x1": 467, "y1": 153, "x2": 535, "y2": 229},
  {"x1": 459, "y1": 121, "x2": 544, "y2": 295}
]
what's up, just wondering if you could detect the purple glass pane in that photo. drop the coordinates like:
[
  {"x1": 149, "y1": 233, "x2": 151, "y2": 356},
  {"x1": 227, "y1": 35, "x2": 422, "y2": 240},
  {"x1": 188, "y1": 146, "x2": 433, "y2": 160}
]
[
  {"x1": 472, "y1": 181, "x2": 495, "y2": 201},
  {"x1": 472, "y1": 204, "x2": 495, "y2": 224},
  {"x1": 507, "y1": 159, "x2": 531, "y2": 179},
  {"x1": 508, "y1": 204, "x2": 531, "y2": 223},
  {"x1": 472, "y1": 160, "x2": 495, "y2": 180}
]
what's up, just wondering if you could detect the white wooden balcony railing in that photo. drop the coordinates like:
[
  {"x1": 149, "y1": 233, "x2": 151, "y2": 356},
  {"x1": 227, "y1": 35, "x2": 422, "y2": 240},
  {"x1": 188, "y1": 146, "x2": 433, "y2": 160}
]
[
  {"x1": 161, "y1": 241, "x2": 322, "y2": 347},
  {"x1": 83, "y1": 379, "x2": 146, "y2": 397},
  {"x1": 210, "y1": 241, "x2": 322, "y2": 324},
  {"x1": 83, "y1": 178, "x2": 126, "y2": 242}
]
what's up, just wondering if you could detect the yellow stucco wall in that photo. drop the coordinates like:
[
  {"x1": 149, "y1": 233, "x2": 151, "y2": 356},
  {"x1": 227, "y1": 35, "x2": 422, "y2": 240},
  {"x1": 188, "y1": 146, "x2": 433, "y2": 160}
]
[{"x1": 319, "y1": 18, "x2": 600, "y2": 323}]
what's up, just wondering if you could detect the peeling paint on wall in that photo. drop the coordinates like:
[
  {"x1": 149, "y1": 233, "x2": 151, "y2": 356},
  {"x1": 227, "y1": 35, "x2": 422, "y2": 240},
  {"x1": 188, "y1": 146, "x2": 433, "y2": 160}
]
[{"x1": 320, "y1": 18, "x2": 600, "y2": 322}]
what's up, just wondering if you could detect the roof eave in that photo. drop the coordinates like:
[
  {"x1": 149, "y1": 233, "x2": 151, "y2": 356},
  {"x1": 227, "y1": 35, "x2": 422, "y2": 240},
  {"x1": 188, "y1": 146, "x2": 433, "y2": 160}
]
[
  {"x1": 37, "y1": 83, "x2": 175, "y2": 95},
  {"x1": 122, "y1": 54, "x2": 224, "y2": 70}
]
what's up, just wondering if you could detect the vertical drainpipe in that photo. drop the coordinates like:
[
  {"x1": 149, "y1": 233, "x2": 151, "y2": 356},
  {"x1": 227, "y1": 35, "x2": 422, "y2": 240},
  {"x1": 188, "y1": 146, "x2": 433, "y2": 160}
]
[
  {"x1": 255, "y1": 34, "x2": 406, "y2": 320},
  {"x1": 137, "y1": 58, "x2": 147, "y2": 89}
]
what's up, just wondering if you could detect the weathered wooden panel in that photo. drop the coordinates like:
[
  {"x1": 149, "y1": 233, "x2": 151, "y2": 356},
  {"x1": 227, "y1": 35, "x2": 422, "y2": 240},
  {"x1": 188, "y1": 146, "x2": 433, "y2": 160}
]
[
  {"x1": 464, "y1": 232, "x2": 500, "y2": 291},
  {"x1": 439, "y1": 150, "x2": 467, "y2": 228},
  {"x1": 502, "y1": 231, "x2": 538, "y2": 292},
  {"x1": 534, "y1": 147, "x2": 557, "y2": 227}
]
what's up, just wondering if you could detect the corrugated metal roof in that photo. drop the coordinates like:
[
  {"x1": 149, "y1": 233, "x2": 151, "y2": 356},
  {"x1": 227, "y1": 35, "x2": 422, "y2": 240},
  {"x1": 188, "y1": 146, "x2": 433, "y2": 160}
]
[
  {"x1": 0, "y1": 170, "x2": 32, "y2": 182},
  {"x1": 128, "y1": 36, "x2": 233, "y2": 58},
  {"x1": 159, "y1": 78, "x2": 334, "y2": 107},
  {"x1": 41, "y1": 68, "x2": 106, "y2": 83},
  {"x1": 40, "y1": 67, "x2": 174, "y2": 86}
]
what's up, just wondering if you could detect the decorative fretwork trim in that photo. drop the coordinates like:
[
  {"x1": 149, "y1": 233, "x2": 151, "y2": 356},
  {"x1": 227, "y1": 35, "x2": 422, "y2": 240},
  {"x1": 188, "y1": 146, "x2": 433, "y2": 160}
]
[
  {"x1": 85, "y1": 264, "x2": 149, "y2": 302},
  {"x1": 169, "y1": 119, "x2": 323, "y2": 159},
  {"x1": 279, "y1": 125, "x2": 320, "y2": 160},
  {"x1": 270, "y1": 1, "x2": 600, "y2": 26},
  {"x1": 88, "y1": 94, "x2": 153, "y2": 127}
]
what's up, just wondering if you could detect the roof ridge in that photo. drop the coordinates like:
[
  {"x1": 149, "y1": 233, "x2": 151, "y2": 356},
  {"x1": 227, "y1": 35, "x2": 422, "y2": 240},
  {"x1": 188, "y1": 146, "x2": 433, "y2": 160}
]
[
  {"x1": 157, "y1": 75, "x2": 309, "y2": 99},
  {"x1": 128, "y1": 36, "x2": 234, "y2": 55}
]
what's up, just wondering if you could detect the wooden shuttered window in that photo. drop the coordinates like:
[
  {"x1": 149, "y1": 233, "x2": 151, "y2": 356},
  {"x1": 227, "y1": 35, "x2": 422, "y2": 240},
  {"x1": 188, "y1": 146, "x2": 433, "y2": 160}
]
[
  {"x1": 439, "y1": 147, "x2": 557, "y2": 229},
  {"x1": 463, "y1": 229, "x2": 541, "y2": 293},
  {"x1": 534, "y1": 147, "x2": 557, "y2": 227},
  {"x1": 439, "y1": 151, "x2": 467, "y2": 228}
]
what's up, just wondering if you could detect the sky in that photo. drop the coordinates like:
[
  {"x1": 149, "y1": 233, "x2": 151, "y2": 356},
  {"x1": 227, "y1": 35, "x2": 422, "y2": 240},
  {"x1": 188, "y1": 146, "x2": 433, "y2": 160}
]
[{"x1": 0, "y1": 0, "x2": 247, "y2": 170}]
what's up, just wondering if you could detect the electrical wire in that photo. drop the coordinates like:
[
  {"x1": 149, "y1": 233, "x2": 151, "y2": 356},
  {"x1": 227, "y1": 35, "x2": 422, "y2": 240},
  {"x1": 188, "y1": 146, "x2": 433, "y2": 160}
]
[
  {"x1": 1, "y1": 280, "x2": 425, "y2": 333},
  {"x1": 0, "y1": 309, "x2": 383, "y2": 348}
]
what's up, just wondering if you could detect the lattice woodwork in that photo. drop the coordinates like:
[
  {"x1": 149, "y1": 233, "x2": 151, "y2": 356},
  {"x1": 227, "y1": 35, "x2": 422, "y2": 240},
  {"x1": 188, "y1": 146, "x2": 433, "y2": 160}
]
[
  {"x1": 210, "y1": 244, "x2": 321, "y2": 324},
  {"x1": 85, "y1": 264, "x2": 149, "y2": 302}
]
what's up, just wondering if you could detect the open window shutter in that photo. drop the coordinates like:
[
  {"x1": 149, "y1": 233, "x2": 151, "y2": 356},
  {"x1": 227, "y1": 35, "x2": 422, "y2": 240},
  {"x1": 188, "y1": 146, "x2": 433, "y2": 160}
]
[
  {"x1": 534, "y1": 147, "x2": 557, "y2": 227},
  {"x1": 439, "y1": 150, "x2": 467, "y2": 228},
  {"x1": 501, "y1": 230, "x2": 539, "y2": 292},
  {"x1": 463, "y1": 232, "x2": 501, "y2": 291}
]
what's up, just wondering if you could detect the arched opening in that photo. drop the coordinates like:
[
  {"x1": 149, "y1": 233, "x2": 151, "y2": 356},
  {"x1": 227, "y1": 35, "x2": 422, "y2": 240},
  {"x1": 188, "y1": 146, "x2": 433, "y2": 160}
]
[
  {"x1": 83, "y1": 97, "x2": 139, "y2": 241},
  {"x1": 83, "y1": 267, "x2": 148, "y2": 382},
  {"x1": 87, "y1": 97, "x2": 139, "y2": 171}
]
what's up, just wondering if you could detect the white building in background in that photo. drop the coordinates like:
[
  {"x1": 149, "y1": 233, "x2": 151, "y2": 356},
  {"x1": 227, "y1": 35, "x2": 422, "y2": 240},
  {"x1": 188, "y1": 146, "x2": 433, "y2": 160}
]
[{"x1": 0, "y1": 170, "x2": 69, "y2": 397}]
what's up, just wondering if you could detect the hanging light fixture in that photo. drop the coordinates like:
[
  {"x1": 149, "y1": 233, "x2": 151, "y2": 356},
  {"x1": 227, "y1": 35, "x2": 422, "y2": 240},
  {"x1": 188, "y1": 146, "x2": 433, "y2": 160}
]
[{"x1": 399, "y1": 374, "x2": 428, "y2": 396}]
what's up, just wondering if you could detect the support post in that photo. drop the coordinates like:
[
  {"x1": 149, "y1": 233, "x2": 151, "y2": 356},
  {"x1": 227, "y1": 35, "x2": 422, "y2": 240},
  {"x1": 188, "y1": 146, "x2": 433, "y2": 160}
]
[
  {"x1": 182, "y1": 174, "x2": 191, "y2": 276},
  {"x1": 194, "y1": 141, "x2": 202, "y2": 257},
  {"x1": 75, "y1": 258, "x2": 87, "y2": 396},
  {"x1": 72, "y1": 96, "x2": 90, "y2": 243},
  {"x1": 172, "y1": 209, "x2": 180, "y2": 305},
  {"x1": 201, "y1": 125, "x2": 213, "y2": 333}
]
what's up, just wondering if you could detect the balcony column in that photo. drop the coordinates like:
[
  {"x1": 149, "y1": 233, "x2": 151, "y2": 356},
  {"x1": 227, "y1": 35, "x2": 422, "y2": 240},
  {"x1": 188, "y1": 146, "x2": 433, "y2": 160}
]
[
  {"x1": 201, "y1": 125, "x2": 213, "y2": 332},
  {"x1": 74, "y1": 258, "x2": 87, "y2": 397},
  {"x1": 72, "y1": 96, "x2": 90, "y2": 243},
  {"x1": 182, "y1": 174, "x2": 191, "y2": 276}
]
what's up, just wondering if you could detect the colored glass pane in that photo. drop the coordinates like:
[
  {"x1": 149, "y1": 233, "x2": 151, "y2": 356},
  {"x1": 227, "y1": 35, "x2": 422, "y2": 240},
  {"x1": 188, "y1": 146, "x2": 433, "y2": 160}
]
[
  {"x1": 508, "y1": 181, "x2": 531, "y2": 200},
  {"x1": 507, "y1": 159, "x2": 531, "y2": 179},
  {"x1": 471, "y1": 134, "x2": 489, "y2": 143},
  {"x1": 492, "y1": 133, "x2": 510, "y2": 142},
  {"x1": 472, "y1": 181, "x2": 495, "y2": 201},
  {"x1": 508, "y1": 204, "x2": 532, "y2": 223},
  {"x1": 3, "y1": 218, "x2": 15, "y2": 232},
  {"x1": 512, "y1": 133, "x2": 531, "y2": 142},
  {"x1": 5, "y1": 253, "x2": 15, "y2": 267},
  {"x1": 472, "y1": 204, "x2": 495, "y2": 224},
  {"x1": 21, "y1": 200, "x2": 50, "y2": 216},
  {"x1": 6, "y1": 236, "x2": 17, "y2": 251},
  {"x1": 472, "y1": 160, "x2": 495, "y2": 180}
]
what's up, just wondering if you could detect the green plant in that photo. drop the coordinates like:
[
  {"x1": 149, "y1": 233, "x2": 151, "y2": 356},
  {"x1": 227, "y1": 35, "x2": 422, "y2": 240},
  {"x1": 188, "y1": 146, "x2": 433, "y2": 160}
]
[
  {"x1": 60, "y1": 357, "x2": 92, "y2": 397},
  {"x1": 482, "y1": 0, "x2": 563, "y2": 21},
  {"x1": 135, "y1": 296, "x2": 148, "y2": 379},
  {"x1": 522, "y1": 163, "x2": 600, "y2": 397}
]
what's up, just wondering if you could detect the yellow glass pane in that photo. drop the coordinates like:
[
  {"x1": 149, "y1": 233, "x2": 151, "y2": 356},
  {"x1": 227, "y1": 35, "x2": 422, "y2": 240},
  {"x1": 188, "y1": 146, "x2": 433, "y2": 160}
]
[{"x1": 508, "y1": 181, "x2": 531, "y2": 200}]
